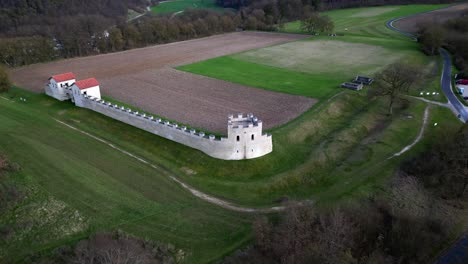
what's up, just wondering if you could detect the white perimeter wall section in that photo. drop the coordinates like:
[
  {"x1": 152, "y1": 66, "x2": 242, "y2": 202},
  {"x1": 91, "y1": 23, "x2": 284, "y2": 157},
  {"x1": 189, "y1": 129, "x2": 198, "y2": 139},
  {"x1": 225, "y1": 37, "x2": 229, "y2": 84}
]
[
  {"x1": 73, "y1": 94, "x2": 272, "y2": 160},
  {"x1": 45, "y1": 79, "x2": 75, "y2": 101}
]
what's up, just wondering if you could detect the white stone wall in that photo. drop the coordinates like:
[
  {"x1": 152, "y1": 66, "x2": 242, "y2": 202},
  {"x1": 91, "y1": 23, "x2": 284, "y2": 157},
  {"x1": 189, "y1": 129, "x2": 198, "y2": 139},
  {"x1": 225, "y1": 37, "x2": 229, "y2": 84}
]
[
  {"x1": 71, "y1": 85, "x2": 101, "y2": 100},
  {"x1": 75, "y1": 94, "x2": 273, "y2": 160},
  {"x1": 46, "y1": 78, "x2": 75, "y2": 101}
]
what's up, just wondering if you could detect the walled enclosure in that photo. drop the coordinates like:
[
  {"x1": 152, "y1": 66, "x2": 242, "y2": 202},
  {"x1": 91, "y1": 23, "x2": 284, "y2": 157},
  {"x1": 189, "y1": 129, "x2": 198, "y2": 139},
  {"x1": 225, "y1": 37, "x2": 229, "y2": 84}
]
[{"x1": 46, "y1": 78, "x2": 273, "y2": 160}]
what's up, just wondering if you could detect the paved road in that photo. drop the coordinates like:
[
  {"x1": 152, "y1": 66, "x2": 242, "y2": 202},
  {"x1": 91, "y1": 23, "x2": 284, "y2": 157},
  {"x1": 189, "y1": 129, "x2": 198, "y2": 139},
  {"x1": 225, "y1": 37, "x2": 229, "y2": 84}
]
[
  {"x1": 385, "y1": 17, "x2": 417, "y2": 40},
  {"x1": 439, "y1": 48, "x2": 468, "y2": 122},
  {"x1": 386, "y1": 13, "x2": 468, "y2": 123},
  {"x1": 436, "y1": 234, "x2": 468, "y2": 264}
]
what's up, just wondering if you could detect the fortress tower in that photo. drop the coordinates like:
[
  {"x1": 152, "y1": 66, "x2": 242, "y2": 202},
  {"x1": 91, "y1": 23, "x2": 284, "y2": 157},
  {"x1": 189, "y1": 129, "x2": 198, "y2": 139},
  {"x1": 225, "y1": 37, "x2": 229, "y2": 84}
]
[{"x1": 226, "y1": 113, "x2": 273, "y2": 159}]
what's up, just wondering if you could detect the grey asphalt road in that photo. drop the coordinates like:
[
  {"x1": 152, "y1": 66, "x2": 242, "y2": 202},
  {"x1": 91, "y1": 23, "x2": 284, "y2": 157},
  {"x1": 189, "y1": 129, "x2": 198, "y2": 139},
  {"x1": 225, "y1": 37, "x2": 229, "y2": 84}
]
[
  {"x1": 386, "y1": 12, "x2": 468, "y2": 123},
  {"x1": 439, "y1": 48, "x2": 468, "y2": 122}
]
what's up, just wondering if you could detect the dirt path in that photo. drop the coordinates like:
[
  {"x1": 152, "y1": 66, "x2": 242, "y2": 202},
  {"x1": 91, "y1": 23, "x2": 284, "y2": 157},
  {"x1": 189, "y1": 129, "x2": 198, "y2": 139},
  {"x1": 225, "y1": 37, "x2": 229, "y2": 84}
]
[
  {"x1": 408, "y1": 95, "x2": 451, "y2": 108},
  {"x1": 388, "y1": 105, "x2": 430, "y2": 159},
  {"x1": 54, "y1": 118, "x2": 311, "y2": 213}
]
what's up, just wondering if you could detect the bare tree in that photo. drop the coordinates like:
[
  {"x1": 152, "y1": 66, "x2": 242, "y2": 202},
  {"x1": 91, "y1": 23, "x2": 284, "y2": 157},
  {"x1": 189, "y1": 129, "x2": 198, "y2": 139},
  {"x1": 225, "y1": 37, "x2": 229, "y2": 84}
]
[{"x1": 370, "y1": 62, "x2": 421, "y2": 115}]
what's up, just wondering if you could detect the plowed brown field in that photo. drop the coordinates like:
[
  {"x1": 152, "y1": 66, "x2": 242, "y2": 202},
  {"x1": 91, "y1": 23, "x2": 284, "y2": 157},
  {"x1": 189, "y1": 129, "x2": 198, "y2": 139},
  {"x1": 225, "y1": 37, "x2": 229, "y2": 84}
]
[
  {"x1": 394, "y1": 3, "x2": 468, "y2": 33},
  {"x1": 10, "y1": 31, "x2": 314, "y2": 133}
]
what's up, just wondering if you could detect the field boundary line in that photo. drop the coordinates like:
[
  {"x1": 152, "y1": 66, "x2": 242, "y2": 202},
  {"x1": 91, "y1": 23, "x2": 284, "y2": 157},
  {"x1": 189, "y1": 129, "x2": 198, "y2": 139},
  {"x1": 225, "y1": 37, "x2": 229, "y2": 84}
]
[{"x1": 53, "y1": 118, "x2": 310, "y2": 213}]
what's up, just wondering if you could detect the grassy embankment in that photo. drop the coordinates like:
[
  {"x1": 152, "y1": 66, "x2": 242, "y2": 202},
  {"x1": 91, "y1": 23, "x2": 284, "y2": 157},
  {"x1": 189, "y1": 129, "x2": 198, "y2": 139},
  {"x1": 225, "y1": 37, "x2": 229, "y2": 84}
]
[
  {"x1": 0, "y1": 90, "x2": 252, "y2": 263},
  {"x1": 282, "y1": 5, "x2": 448, "y2": 37},
  {"x1": 0, "y1": 4, "x2": 462, "y2": 263},
  {"x1": 151, "y1": 0, "x2": 226, "y2": 14}
]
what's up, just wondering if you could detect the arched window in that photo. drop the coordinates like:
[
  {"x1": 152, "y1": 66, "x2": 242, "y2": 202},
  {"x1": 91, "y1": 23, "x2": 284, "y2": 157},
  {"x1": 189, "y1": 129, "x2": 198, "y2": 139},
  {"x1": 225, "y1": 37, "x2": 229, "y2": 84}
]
[
  {"x1": 236, "y1": 135, "x2": 240, "y2": 142},
  {"x1": 251, "y1": 134, "x2": 254, "y2": 140}
]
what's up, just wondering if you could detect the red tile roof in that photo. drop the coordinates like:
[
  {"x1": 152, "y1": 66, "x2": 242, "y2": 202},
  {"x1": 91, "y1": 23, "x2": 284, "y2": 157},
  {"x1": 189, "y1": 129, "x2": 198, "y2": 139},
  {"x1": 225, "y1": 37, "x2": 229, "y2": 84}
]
[
  {"x1": 74, "y1": 78, "x2": 99, "y2": 90},
  {"x1": 51, "y1": 72, "x2": 75, "y2": 82}
]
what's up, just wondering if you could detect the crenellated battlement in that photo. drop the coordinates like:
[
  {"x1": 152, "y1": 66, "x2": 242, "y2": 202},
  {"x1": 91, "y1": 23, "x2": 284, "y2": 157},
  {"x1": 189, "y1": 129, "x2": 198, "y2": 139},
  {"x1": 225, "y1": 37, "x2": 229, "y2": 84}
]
[
  {"x1": 83, "y1": 95, "x2": 219, "y2": 141},
  {"x1": 228, "y1": 113, "x2": 262, "y2": 129},
  {"x1": 46, "y1": 74, "x2": 272, "y2": 160}
]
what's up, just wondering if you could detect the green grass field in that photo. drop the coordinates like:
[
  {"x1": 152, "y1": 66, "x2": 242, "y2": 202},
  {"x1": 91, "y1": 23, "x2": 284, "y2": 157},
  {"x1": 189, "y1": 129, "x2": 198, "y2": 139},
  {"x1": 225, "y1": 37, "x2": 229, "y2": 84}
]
[
  {"x1": 151, "y1": 0, "x2": 225, "y2": 14},
  {"x1": 0, "y1": 90, "x2": 252, "y2": 263},
  {"x1": 179, "y1": 37, "x2": 426, "y2": 99},
  {"x1": 282, "y1": 4, "x2": 449, "y2": 38},
  {"x1": 1, "y1": 3, "x2": 462, "y2": 263}
]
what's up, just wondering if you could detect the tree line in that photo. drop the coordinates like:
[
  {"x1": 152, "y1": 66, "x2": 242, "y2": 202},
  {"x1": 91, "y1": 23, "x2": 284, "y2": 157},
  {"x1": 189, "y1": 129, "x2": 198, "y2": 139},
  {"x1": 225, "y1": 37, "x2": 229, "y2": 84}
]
[
  {"x1": 217, "y1": 0, "x2": 454, "y2": 15},
  {"x1": 0, "y1": 9, "x2": 242, "y2": 67},
  {"x1": 418, "y1": 13, "x2": 468, "y2": 78},
  {"x1": 0, "y1": 0, "x2": 458, "y2": 68},
  {"x1": 0, "y1": 0, "x2": 147, "y2": 36},
  {"x1": 224, "y1": 125, "x2": 467, "y2": 264}
]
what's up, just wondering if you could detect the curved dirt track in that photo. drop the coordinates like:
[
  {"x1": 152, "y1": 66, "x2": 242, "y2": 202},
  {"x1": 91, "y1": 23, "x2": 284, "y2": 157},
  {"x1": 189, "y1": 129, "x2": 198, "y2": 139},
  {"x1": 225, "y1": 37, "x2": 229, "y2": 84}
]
[
  {"x1": 10, "y1": 31, "x2": 314, "y2": 133},
  {"x1": 388, "y1": 106, "x2": 430, "y2": 159},
  {"x1": 54, "y1": 118, "x2": 312, "y2": 213}
]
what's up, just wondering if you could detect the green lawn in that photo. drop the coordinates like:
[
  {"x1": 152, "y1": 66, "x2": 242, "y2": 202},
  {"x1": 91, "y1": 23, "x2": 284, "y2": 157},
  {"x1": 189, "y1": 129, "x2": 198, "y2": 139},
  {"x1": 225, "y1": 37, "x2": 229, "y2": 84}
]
[
  {"x1": 0, "y1": 89, "x2": 252, "y2": 263},
  {"x1": 178, "y1": 37, "x2": 425, "y2": 99},
  {"x1": 179, "y1": 56, "x2": 339, "y2": 98},
  {"x1": 151, "y1": 0, "x2": 225, "y2": 14},
  {"x1": 282, "y1": 4, "x2": 449, "y2": 38}
]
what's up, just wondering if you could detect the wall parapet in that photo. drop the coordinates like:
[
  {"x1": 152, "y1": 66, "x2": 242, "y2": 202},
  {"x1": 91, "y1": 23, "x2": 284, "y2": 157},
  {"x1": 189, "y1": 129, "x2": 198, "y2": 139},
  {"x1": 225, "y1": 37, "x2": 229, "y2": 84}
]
[{"x1": 49, "y1": 85, "x2": 272, "y2": 160}]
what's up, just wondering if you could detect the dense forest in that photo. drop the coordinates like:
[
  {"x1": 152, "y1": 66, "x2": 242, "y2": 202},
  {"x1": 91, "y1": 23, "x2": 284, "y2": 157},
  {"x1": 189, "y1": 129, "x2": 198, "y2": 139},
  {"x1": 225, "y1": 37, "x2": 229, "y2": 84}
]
[
  {"x1": 418, "y1": 13, "x2": 468, "y2": 77},
  {"x1": 0, "y1": 9, "x2": 241, "y2": 67},
  {"x1": 0, "y1": 0, "x2": 148, "y2": 35}
]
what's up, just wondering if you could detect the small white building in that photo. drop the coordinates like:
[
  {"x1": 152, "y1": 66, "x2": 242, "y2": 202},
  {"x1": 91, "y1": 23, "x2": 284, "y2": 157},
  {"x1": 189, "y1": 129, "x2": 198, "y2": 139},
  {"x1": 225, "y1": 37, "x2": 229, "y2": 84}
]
[
  {"x1": 45, "y1": 72, "x2": 76, "y2": 101},
  {"x1": 71, "y1": 78, "x2": 101, "y2": 100},
  {"x1": 456, "y1": 84, "x2": 468, "y2": 99}
]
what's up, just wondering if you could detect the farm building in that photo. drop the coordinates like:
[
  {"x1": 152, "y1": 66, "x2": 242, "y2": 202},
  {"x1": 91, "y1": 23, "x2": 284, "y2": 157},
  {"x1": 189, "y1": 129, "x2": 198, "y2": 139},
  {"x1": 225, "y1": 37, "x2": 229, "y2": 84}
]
[
  {"x1": 45, "y1": 72, "x2": 76, "y2": 101},
  {"x1": 71, "y1": 78, "x2": 101, "y2": 99},
  {"x1": 456, "y1": 84, "x2": 468, "y2": 99},
  {"x1": 341, "y1": 82, "x2": 363, "y2": 91},
  {"x1": 354, "y1": 76, "x2": 373, "y2": 85}
]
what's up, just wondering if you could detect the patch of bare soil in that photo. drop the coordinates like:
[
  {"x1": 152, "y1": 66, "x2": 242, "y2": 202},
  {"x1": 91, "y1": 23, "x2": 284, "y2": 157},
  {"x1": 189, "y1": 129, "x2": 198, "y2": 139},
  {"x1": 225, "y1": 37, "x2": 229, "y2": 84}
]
[
  {"x1": 394, "y1": 3, "x2": 468, "y2": 33},
  {"x1": 9, "y1": 31, "x2": 313, "y2": 133}
]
